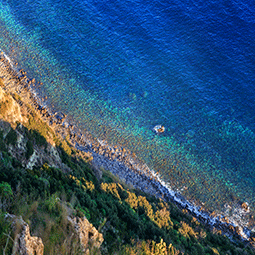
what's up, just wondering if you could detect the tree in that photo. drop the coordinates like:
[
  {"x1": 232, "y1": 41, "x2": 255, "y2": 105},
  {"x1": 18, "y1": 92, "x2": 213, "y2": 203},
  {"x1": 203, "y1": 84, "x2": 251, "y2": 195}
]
[{"x1": 0, "y1": 182, "x2": 13, "y2": 211}]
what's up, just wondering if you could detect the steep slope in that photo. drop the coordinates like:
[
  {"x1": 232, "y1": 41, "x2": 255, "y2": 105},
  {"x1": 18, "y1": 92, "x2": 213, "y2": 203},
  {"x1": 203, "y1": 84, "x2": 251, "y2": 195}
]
[{"x1": 0, "y1": 58, "x2": 254, "y2": 254}]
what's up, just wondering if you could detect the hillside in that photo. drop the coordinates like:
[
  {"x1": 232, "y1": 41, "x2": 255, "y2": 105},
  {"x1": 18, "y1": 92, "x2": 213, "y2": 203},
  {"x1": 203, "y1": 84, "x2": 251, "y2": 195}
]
[{"x1": 0, "y1": 58, "x2": 255, "y2": 254}]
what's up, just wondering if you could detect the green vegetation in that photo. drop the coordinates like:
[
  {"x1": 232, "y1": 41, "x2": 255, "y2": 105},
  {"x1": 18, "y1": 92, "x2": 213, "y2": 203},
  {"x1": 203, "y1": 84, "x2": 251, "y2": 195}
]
[
  {"x1": 0, "y1": 182, "x2": 13, "y2": 199},
  {"x1": 5, "y1": 128, "x2": 17, "y2": 146},
  {"x1": 0, "y1": 88, "x2": 254, "y2": 254},
  {"x1": 26, "y1": 139, "x2": 34, "y2": 159},
  {"x1": 0, "y1": 131, "x2": 7, "y2": 152},
  {"x1": 0, "y1": 149, "x2": 253, "y2": 254},
  {"x1": 120, "y1": 239, "x2": 180, "y2": 255},
  {"x1": 30, "y1": 129, "x2": 47, "y2": 147}
]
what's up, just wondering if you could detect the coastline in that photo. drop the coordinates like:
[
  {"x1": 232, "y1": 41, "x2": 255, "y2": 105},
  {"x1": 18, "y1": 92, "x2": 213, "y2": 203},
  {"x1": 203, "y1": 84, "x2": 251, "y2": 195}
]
[{"x1": 0, "y1": 50, "x2": 253, "y2": 243}]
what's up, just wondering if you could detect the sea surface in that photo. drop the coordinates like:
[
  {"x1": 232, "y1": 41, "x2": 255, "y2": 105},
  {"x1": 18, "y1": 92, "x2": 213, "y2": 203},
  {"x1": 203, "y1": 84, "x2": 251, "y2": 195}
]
[{"x1": 1, "y1": 0, "x2": 255, "y2": 230}]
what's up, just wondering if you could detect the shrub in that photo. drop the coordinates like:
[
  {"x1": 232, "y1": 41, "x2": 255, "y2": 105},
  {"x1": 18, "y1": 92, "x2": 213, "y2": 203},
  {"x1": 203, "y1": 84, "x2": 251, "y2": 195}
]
[
  {"x1": 30, "y1": 130, "x2": 47, "y2": 147},
  {"x1": 0, "y1": 182, "x2": 13, "y2": 199},
  {"x1": 0, "y1": 131, "x2": 7, "y2": 152},
  {"x1": 178, "y1": 221, "x2": 197, "y2": 239},
  {"x1": 5, "y1": 128, "x2": 17, "y2": 146},
  {"x1": 60, "y1": 140, "x2": 72, "y2": 156},
  {"x1": 120, "y1": 239, "x2": 181, "y2": 255},
  {"x1": 0, "y1": 182, "x2": 13, "y2": 211},
  {"x1": 59, "y1": 145, "x2": 72, "y2": 166},
  {"x1": 101, "y1": 183, "x2": 121, "y2": 200},
  {"x1": 26, "y1": 139, "x2": 34, "y2": 159},
  {"x1": 78, "y1": 207, "x2": 91, "y2": 220},
  {"x1": 137, "y1": 195, "x2": 153, "y2": 220},
  {"x1": 154, "y1": 208, "x2": 173, "y2": 230},
  {"x1": 81, "y1": 178, "x2": 95, "y2": 192},
  {"x1": 44, "y1": 193, "x2": 60, "y2": 213},
  {"x1": 125, "y1": 191, "x2": 139, "y2": 209}
]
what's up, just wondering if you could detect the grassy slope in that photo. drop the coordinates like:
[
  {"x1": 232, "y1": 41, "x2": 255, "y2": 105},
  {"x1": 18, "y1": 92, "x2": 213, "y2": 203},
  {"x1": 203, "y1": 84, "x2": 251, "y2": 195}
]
[{"x1": 0, "y1": 86, "x2": 254, "y2": 254}]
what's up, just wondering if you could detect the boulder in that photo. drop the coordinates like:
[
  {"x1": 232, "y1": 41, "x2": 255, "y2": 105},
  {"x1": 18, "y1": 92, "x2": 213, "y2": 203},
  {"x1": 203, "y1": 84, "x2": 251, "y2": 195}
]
[
  {"x1": 241, "y1": 202, "x2": 249, "y2": 211},
  {"x1": 153, "y1": 125, "x2": 165, "y2": 134}
]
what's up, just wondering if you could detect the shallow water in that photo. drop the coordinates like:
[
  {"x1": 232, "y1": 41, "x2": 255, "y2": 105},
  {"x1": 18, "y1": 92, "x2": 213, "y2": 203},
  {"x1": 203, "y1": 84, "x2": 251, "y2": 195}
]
[{"x1": 1, "y1": 0, "x2": 255, "y2": 227}]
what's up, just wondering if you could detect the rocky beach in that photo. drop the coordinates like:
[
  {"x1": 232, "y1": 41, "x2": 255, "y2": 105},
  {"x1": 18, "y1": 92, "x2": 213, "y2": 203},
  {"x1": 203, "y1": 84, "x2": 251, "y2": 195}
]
[{"x1": 0, "y1": 50, "x2": 254, "y2": 246}]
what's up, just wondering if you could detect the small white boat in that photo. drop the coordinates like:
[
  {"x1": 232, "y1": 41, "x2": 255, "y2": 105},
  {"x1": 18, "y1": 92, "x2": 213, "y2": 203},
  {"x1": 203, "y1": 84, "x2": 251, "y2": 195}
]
[{"x1": 153, "y1": 125, "x2": 165, "y2": 134}]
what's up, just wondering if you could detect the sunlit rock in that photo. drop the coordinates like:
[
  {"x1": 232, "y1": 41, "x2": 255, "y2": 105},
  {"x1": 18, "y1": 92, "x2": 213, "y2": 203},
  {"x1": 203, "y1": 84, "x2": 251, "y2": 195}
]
[{"x1": 153, "y1": 125, "x2": 165, "y2": 134}]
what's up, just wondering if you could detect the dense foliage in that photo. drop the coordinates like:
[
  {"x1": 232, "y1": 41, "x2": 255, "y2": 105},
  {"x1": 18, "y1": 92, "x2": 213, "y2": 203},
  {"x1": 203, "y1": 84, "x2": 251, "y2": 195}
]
[{"x1": 0, "y1": 140, "x2": 253, "y2": 254}]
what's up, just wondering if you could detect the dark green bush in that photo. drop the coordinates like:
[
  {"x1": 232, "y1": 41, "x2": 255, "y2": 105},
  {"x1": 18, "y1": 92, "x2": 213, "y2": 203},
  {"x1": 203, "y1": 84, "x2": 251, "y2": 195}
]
[
  {"x1": 30, "y1": 130, "x2": 47, "y2": 147},
  {"x1": 26, "y1": 140, "x2": 34, "y2": 159},
  {"x1": 5, "y1": 128, "x2": 17, "y2": 146},
  {"x1": 0, "y1": 182, "x2": 13, "y2": 198},
  {"x1": 0, "y1": 131, "x2": 7, "y2": 152}
]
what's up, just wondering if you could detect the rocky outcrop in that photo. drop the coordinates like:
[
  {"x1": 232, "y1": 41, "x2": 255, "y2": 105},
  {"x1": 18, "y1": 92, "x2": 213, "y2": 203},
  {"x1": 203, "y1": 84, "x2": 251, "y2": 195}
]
[
  {"x1": 67, "y1": 216, "x2": 104, "y2": 254},
  {"x1": 6, "y1": 214, "x2": 44, "y2": 255},
  {"x1": 0, "y1": 86, "x2": 27, "y2": 125},
  {"x1": 6, "y1": 211, "x2": 104, "y2": 255}
]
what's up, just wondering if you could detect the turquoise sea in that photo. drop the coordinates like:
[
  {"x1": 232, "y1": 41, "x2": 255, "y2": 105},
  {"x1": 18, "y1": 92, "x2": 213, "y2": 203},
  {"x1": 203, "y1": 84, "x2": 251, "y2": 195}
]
[{"x1": 1, "y1": 0, "x2": 255, "y2": 232}]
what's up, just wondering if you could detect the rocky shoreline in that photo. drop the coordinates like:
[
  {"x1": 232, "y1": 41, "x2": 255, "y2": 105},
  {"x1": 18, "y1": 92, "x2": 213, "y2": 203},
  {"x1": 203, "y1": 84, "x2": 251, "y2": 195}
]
[{"x1": 0, "y1": 50, "x2": 253, "y2": 244}]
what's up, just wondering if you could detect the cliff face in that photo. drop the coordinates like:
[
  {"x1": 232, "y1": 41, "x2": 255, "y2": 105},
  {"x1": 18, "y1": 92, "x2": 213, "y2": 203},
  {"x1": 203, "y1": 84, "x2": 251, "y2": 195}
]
[{"x1": 0, "y1": 84, "x2": 69, "y2": 172}]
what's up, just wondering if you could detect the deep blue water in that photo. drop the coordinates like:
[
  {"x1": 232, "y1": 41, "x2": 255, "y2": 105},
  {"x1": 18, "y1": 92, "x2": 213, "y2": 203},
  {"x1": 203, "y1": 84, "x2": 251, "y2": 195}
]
[{"x1": 1, "y1": 0, "x2": 255, "y2": 222}]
